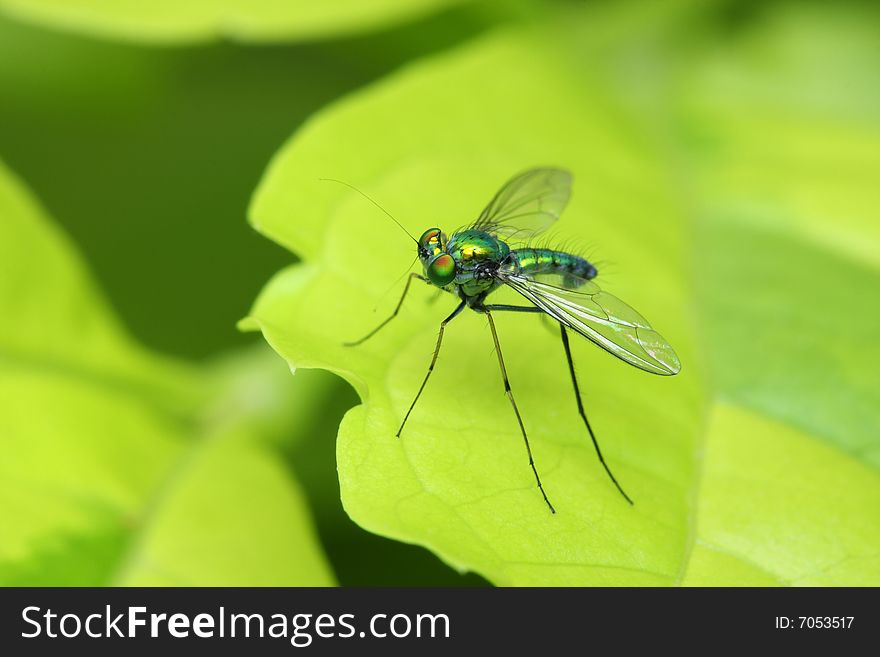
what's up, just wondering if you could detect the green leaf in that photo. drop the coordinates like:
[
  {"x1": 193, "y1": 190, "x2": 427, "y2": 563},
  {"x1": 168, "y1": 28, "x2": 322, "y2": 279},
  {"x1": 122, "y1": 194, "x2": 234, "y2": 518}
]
[
  {"x1": 0, "y1": 0, "x2": 469, "y2": 44},
  {"x1": 0, "y1": 155, "x2": 199, "y2": 412},
  {"x1": 675, "y1": 3, "x2": 880, "y2": 584},
  {"x1": 246, "y1": 20, "x2": 705, "y2": 586},
  {"x1": 680, "y1": 403, "x2": 880, "y2": 586},
  {"x1": 696, "y1": 222, "x2": 880, "y2": 468},
  {"x1": 116, "y1": 425, "x2": 333, "y2": 586},
  {"x1": 0, "y1": 7, "x2": 494, "y2": 359},
  {"x1": 0, "y1": 159, "x2": 334, "y2": 586},
  {"x1": 680, "y1": 3, "x2": 880, "y2": 467},
  {"x1": 246, "y1": 4, "x2": 880, "y2": 585}
]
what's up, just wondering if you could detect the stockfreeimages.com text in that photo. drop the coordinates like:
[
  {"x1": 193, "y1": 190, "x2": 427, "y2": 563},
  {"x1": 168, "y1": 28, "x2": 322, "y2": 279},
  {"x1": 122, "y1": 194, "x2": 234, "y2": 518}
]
[{"x1": 22, "y1": 606, "x2": 450, "y2": 646}]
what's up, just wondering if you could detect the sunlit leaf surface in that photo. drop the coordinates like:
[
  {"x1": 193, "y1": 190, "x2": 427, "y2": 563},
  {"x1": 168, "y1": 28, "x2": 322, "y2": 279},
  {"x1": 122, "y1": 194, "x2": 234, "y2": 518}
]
[
  {"x1": 0, "y1": 0, "x2": 468, "y2": 44},
  {"x1": 246, "y1": 4, "x2": 880, "y2": 585},
  {"x1": 0, "y1": 159, "x2": 334, "y2": 585}
]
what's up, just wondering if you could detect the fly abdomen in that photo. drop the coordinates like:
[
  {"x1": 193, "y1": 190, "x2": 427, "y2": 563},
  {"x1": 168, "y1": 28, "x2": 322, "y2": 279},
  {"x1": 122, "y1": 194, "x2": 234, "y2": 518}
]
[{"x1": 506, "y1": 248, "x2": 597, "y2": 287}]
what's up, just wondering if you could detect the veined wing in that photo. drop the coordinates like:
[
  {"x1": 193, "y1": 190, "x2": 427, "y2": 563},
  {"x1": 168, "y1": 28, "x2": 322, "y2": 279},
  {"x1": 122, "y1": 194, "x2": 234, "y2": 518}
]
[
  {"x1": 498, "y1": 271, "x2": 681, "y2": 375},
  {"x1": 473, "y1": 168, "x2": 571, "y2": 240}
]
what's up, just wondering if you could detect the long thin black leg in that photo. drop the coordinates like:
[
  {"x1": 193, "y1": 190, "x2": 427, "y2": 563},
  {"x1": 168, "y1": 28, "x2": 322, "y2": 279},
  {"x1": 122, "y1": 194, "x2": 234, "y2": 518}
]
[
  {"x1": 484, "y1": 304, "x2": 559, "y2": 336},
  {"x1": 396, "y1": 300, "x2": 466, "y2": 437},
  {"x1": 483, "y1": 308, "x2": 555, "y2": 514},
  {"x1": 482, "y1": 304, "x2": 543, "y2": 314},
  {"x1": 345, "y1": 273, "x2": 428, "y2": 346},
  {"x1": 560, "y1": 324, "x2": 633, "y2": 505}
]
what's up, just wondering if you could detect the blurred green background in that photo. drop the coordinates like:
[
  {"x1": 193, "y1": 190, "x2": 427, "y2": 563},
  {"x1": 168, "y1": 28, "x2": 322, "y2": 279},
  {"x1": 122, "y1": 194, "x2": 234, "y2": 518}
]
[
  {"x1": 1, "y1": 0, "x2": 878, "y2": 586},
  {"x1": 0, "y1": 0, "x2": 501, "y2": 586}
]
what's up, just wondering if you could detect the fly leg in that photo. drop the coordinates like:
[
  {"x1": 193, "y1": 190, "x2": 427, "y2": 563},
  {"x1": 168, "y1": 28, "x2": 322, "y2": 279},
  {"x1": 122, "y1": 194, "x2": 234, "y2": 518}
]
[
  {"x1": 344, "y1": 273, "x2": 429, "y2": 347},
  {"x1": 396, "y1": 300, "x2": 466, "y2": 437},
  {"x1": 479, "y1": 305, "x2": 555, "y2": 514},
  {"x1": 559, "y1": 324, "x2": 633, "y2": 504}
]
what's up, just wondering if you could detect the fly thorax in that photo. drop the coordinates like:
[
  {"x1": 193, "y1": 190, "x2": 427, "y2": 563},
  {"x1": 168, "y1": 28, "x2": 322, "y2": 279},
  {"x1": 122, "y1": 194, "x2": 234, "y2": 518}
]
[
  {"x1": 446, "y1": 230, "x2": 508, "y2": 265},
  {"x1": 445, "y1": 229, "x2": 508, "y2": 297}
]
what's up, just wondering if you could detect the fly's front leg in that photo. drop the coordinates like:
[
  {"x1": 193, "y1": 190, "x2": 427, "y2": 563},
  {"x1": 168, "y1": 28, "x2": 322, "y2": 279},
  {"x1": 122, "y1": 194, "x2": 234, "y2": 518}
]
[
  {"x1": 344, "y1": 272, "x2": 429, "y2": 347},
  {"x1": 396, "y1": 300, "x2": 466, "y2": 437}
]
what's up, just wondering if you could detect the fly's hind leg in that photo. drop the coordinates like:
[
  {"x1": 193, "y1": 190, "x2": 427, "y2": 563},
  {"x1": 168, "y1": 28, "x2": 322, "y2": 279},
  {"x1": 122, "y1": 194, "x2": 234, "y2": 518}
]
[{"x1": 559, "y1": 324, "x2": 633, "y2": 505}]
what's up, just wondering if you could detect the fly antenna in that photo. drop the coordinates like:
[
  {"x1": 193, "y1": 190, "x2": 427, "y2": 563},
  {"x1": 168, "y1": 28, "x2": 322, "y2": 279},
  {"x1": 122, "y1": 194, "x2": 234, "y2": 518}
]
[
  {"x1": 372, "y1": 254, "x2": 420, "y2": 311},
  {"x1": 320, "y1": 178, "x2": 417, "y2": 243}
]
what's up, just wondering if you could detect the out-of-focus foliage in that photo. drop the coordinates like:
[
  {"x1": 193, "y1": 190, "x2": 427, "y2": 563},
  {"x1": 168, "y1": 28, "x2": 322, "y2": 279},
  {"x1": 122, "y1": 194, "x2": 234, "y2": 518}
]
[
  {"x1": 0, "y1": 4, "x2": 492, "y2": 586},
  {"x1": 1, "y1": 0, "x2": 877, "y2": 588},
  {"x1": 0, "y1": 10, "x2": 491, "y2": 359},
  {"x1": 0, "y1": 0, "x2": 470, "y2": 44},
  {"x1": 246, "y1": 2, "x2": 880, "y2": 585},
  {"x1": 680, "y1": 4, "x2": 880, "y2": 467},
  {"x1": 674, "y1": 3, "x2": 880, "y2": 584},
  {"x1": 681, "y1": 403, "x2": 880, "y2": 586},
  {"x1": 0, "y1": 159, "x2": 334, "y2": 585}
]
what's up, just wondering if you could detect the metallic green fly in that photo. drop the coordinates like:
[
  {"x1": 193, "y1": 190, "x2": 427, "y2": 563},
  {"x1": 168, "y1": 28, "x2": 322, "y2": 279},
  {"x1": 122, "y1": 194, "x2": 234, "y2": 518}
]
[{"x1": 341, "y1": 167, "x2": 681, "y2": 513}]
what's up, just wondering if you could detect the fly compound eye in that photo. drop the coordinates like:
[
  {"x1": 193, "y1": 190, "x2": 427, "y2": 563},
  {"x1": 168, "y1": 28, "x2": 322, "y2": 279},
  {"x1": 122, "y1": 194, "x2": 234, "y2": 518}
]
[{"x1": 427, "y1": 253, "x2": 456, "y2": 286}]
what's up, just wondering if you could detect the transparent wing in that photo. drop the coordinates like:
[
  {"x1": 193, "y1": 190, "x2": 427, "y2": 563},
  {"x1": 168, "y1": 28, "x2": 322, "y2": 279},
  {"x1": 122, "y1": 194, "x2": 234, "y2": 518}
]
[
  {"x1": 473, "y1": 168, "x2": 572, "y2": 239},
  {"x1": 497, "y1": 271, "x2": 681, "y2": 375}
]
